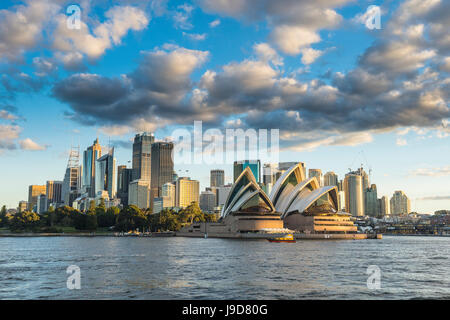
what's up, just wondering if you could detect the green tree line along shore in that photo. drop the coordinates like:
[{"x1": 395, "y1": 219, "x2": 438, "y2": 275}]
[{"x1": 0, "y1": 201, "x2": 217, "y2": 234}]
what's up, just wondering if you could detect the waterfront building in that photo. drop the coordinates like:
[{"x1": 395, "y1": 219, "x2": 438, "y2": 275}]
[
  {"x1": 82, "y1": 138, "x2": 102, "y2": 197},
  {"x1": 379, "y1": 196, "x2": 390, "y2": 217},
  {"x1": 95, "y1": 148, "x2": 116, "y2": 199},
  {"x1": 18, "y1": 201, "x2": 28, "y2": 212},
  {"x1": 217, "y1": 184, "x2": 232, "y2": 208},
  {"x1": 263, "y1": 163, "x2": 278, "y2": 186},
  {"x1": 324, "y1": 172, "x2": 338, "y2": 188},
  {"x1": 128, "y1": 180, "x2": 150, "y2": 209},
  {"x1": 200, "y1": 191, "x2": 216, "y2": 213},
  {"x1": 62, "y1": 146, "x2": 82, "y2": 207},
  {"x1": 364, "y1": 184, "x2": 379, "y2": 217},
  {"x1": 344, "y1": 169, "x2": 365, "y2": 216},
  {"x1": 210, "y1": 169, "x2": 225, "y2": 187},
  {"x1": 233, "y1": 160, "x2": 260, "y2": 183},
  {"x1": 36, "y1": 194, "x2": 48, "y2": 213},
  {"x1": 28, "y1": 185, "x2": 46, "y2": 211},
  {"x1": 162, "y1": 182, "x2": 176, "y2": 207},
  {"x1": 175, "y1": 177, "x2": 200, "y2": 208},
  {"x1": 132, "y1": 132, "x2": 154, "y2": 181},
  {"x1": 390, "y1": 191, "x2": 411, "y2": 215},
  {"x1": 151, "y1": 142, "x2": 174, "y2": 202},
  {"x1": 308, "y1": 169, "x2": 323, "y2": 187},
  {"x1": 117, "y1": 165, "x2": 133, "y2": 206},
  {"x1": 46, "y1": 181, "x2": 62, "y2": 205},
  {"x1": 270, "y1": 163, "x2": 357, "y2": 234}
]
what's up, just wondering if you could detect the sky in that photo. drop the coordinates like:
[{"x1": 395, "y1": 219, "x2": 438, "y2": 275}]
[{"x1": 0, "y1": 0, "x2": 449, "y2": 213}]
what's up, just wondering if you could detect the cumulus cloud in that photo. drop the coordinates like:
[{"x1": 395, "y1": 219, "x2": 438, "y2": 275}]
[
  {"x1": 209, "y1": 19, "x2": 220, "y2": 28},
  {"x1": 53, "y1": 46, "x2": 210, "y2": 128},
  {"x1": 196, "y1": 0, "x2": 345, "y2": 57},
  {"x1": 0, "y1": 1, "x2": 149, "y2": 67},
  {"x1": 19, "y1": 138, "x2": 48, "y2": 151}
]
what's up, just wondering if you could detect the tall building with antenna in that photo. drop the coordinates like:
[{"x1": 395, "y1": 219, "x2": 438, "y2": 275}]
[{"x1": 62, "y1": 146, "x2": 82, "y2": 206}]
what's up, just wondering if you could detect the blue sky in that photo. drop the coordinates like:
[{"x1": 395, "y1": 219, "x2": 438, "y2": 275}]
[{"x1": 0, "y1": 0, "x2": 449, "y2": 213}]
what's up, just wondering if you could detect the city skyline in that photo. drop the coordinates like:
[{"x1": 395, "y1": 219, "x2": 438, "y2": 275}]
[{"x1": 0, "y1": 0, "x2": 449, "y2": 213}]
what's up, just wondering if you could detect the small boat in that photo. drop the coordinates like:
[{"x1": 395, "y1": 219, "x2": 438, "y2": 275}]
[{"x1": 268, "y1": 234, "x2": 296, "y2": 243}]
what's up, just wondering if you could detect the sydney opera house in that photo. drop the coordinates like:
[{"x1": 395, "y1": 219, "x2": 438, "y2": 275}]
[{"x1": 179, "y1": 162, "x2": 362, "y2": 239}]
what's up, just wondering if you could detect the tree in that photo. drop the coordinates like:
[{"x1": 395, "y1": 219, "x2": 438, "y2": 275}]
[
  {"x1": 179, "y1": 202, "x2": 205, "y2": 224},
  {"x1": 10, "y1": 211, "x2": 40, "y2": 232},
  {"x1": 116, "y1": 205, "x2": 147, "y2": 232},
  {"x1": 0, "y1": 205, "x2": 7, "y2": 227},
  {"x1": 98, "y1": 206, "x2": 119, "y2": 228}
]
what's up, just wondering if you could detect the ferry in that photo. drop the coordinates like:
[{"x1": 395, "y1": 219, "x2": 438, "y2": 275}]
[{"x1": 267, "y1": 234, "x2": 296, "y2": 243}]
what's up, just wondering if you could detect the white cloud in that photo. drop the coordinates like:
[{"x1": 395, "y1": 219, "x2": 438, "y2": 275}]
[
  {"x1": 183, "y1": 32, "x2": 207, "y2": 41},
  {"x1": 19, "y1": 138, "x2": 48, "y2": 151},
  {"x1": 300, "y1": 48, "x2": 323, "y2": 65},
  {"x1": 270, "y1": 25, "x2": 320, "y2": 55},
  {"x1": 209, "y1": 19, "x2": 220, "y2": 28}
]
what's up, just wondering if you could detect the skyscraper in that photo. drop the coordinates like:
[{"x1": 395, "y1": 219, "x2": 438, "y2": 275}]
[
  {"x1": 151, "y1": 141, "x2": 174, "y2": 199},
  {"x1": 62, "y1": 146, "x2": 81, "y2": 206},
  {"x1": 210, "y1": 169, "x2": 225, "y2": 187},
  {"x1": 132, "y1": 132, "x2": 154, "y2": 181},
  {"x1": 176, "y1": 177, "x2": 200, "y2": 208},
  {"x1": 128, "y1": 180, "x2": 150, "y2": 209},
  {"x1": 364, "y1": 184, "x2": 378, "y2": 217},
  {"x1": 117, "y1": 165, "x2": 133, "y2": 206},
  {"x1": 324, "y1": 171, "x2": 338, "y2": 187},
  {"x1": 379, "y1": 196, "x2": 390, "y2": 217},
  {"x1": 46, "y1": 180, "x2": 63, "y2": 205},
  {"x1": 162, "y1": 182, "x2": 176, "y2": 207},
  {"x1": 28, "y1": 185, "x2": 46, "y2": 211},
  {"x1": 233, "y1": 160, "x2": 260, "y2": 183},
  {"x1": 308, "y1": 169, "x2": 323, "y2": 186},
  {"x1": 344, "y1": 171, "x2": 364, "y2": 216},
  {"x1": 95, "y1": 147, "x2": 116, "y2": 199},
  {"x1": 200, "y1": 191, "x2": 216, "y2": 213},
  {"x1": 390, "y1": 191, "x2": 411, "y2": 215},
  {"x1": 82, "y1": 138, "x2": 102, "y2": 197}
]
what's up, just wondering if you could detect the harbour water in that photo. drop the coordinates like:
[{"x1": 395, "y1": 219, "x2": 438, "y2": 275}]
[{"x1": 0, "y1": 236, "x2": 448, "y2": 299}]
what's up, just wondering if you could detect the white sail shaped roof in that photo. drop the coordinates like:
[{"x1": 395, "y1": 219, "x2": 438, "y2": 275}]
[
  {"x1": 221, "y1": 167, "x2": 275, "y2": 217},
  {"x1": 269, "y1": 162, "x2": 306, "y2": 207},
  {"x1": 286, "y1": 186, "x2": 338, "y2": 216}
]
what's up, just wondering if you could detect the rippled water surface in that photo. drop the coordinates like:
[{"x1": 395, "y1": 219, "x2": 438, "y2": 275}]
[{"x1": 0, "y1": 236, "x2": 449, "y2": 299}]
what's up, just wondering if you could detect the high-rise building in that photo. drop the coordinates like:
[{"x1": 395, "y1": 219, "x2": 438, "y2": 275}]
[
  {"x1": 308, "y1": 169, "x2": 323, "y2": 186},
  {"x1": 344, "y1": 171, "x2": 364, "y2": 216},
  {"x1": 132, "y1": 132, "x2": 154, "y2": 181},
  {"x1": 263, "y1": 163, "x2": 278, "y2": 185},
  {"x1": 151, "y1": 142, "x2": 174, "y2": 200},
  {"x1": 62, "y1": 146, "x2": 81, "y2": 206},
  {"x1": 379, "y1": 196, "x2": 390, "y2": 217},
  {"x1": 324, "y1": 171, "x2": 338, "y2": 187},
  {"x1": 200, "y1": 191, "x2": 216, "y2": 213},
  {"x1": 28, "y1": 185, "x2": 46, "y2": 211},
  {"x1": 217, "y1": 184, "x2": 232, "y2": 208},
  {"x1": 36, "y1": 194, "x2": 48, "y2": 213},
  {"x1": 175, "y1": 177, "x2": 200, "y2": 208},
  {"x1": 210, "y1": 169, "x2": 225, "y2": 187},
  {"x1": 162, "y1": 182, "x2": 176, "y2": 207},
  {"x1": 128, "y1": 180, "x2": 150, "y2": 209},
  {"x1": 117, "y1": 165, "x2": 133, "y2": 206},
  {"x1": 390, "y1": 191, "x2": 411, "y2": 215},
  {"x1": 364, "y1": 184, "x2": 378, "y2": 217},
  {"x1": 18, "y1": 201, "x2": 28, "y2": 212},
  {"x1": 233, "y1": 160, "x2": 260, "y2": 183},
  {"x1": 46, "y1": 180, "x2": 63, "y2": 205},
  {"x1": 82, "y1": 138, "x2": 102, "y2": 197},
  {"x1": 95, "y1": 147, "x2": 116, "y2": 199}
]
